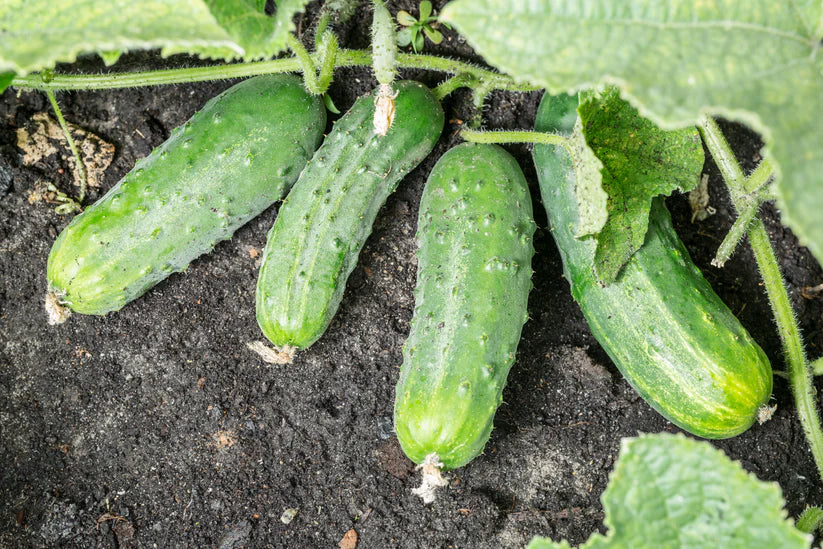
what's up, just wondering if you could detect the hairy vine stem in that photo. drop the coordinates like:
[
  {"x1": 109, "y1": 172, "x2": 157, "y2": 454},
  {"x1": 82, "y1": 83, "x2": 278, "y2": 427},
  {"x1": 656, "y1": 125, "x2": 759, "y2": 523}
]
[
  {"x1": 699, "y1": 115, "x2": 823, "y2": 483},
  {"x1": 286, "y1": 34, "x2": 323, "y2": 95},
  {"x1": 45, "y1": 90, "x2": 86, "y2": 209},
  {"x1": 10, "y1": 49, "x2": 538, "y2": 96},
  {"x1": 712, "y1": 199, "x2": 759, "y2": 268},
  {"x1": 432, "y1": 73, "x2": 476, "y2": 101},
  {"x1": 796, "y1": 506, "x2": 823, "y2": 534},
  {"x1": 461, "y1": 128, "x2": 568, "y2": 148}
]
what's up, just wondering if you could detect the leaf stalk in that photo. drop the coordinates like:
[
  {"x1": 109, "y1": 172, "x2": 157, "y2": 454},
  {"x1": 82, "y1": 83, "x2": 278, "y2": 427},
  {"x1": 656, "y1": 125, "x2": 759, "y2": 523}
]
[
  {"x1": 700, "y1": 115, "x2": 823, "y2": 484},
  {"x1": 460, "y1": 128, "x2": 568, "y2": 147},
  {"x1": 10, "y1": 49, "x2": 537, "y2": 96},
  {"x1": 45, "y1": 90, "x2": 86, "y2": 208}
]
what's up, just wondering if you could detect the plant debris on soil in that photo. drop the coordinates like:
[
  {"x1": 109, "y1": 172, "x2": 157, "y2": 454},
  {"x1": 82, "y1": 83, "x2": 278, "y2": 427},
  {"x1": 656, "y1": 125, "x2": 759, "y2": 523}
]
[{"x1": 2, "y1": 3, "x2": 823, "y2": 548}]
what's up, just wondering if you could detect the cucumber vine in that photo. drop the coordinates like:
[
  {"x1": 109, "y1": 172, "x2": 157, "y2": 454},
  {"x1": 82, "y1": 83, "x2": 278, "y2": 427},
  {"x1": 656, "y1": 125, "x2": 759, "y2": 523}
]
[
  {"x1": 699, "y1": 116, "x2": 823, "y2": 484},
  {"x1": 6, "y1": 0, "x2": 823, "y2": 543}
]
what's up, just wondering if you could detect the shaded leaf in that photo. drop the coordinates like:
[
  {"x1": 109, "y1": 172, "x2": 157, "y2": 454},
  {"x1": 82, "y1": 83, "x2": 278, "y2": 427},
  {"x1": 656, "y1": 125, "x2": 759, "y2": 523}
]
[
  {"x1": 413, "y1": 31, "x2": 425, "y2": 53},
  {"x1": 566, "y1": 118, "x2": 606, "y2": 238},
  {"x1": 578, "y1": 87, "x2": 704, "y2": 283},
  {"x1": 441, "y1": 0, "x2": 823, "y2": 266},
  {"x1": 0, "y1": 0, "x2": 241, "y2": 75},
  {"x1": 204, "y1": 0, "x2": 310, "y2": 60},
  {"x1": 324, "y1": 0, "x2": 360, "y2": 23},
  {"x1": 527, "y1": 433, "x2": 809, "y2": 549},
  {"x1": 396, "y1": 27, "x2": 413, "y2": 47},
  {"x1": 397, "y1": 28, "x2": 412, "y2": 48}
]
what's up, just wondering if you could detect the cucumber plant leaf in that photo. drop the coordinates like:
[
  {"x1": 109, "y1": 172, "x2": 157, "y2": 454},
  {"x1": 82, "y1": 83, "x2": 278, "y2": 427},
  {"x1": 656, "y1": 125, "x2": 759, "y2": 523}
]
[
  {"x1": 565, "y1": 118, "x2": 606, "y2": 238},
  {"x1": 0, "y1": 73, "x2": 14, "y2": 95},
  {"x1": 324, "y1": 0, "x2": 361, "y2": 23},
  {"x1": 0, "y1": 0, "x2": 242, "y2": 76},
  {"x1": 578, "y1": 87, "x2": 704, "y2": 283},
  {"x1": 203, "y1": 0, "x2": 311, "y2": 60},
  {"x1": 526, "y1": 433, "x2": 810, "y2": 549},
  {"x1": 442, "y1": 0, "x2": 823, "y2": 266}
]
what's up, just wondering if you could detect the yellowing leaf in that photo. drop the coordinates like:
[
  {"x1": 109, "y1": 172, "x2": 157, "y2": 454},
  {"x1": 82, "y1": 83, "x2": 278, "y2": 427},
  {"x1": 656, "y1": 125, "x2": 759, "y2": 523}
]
[{"x1": 203, "y1": 0, "x2": 310, "y2": 60}]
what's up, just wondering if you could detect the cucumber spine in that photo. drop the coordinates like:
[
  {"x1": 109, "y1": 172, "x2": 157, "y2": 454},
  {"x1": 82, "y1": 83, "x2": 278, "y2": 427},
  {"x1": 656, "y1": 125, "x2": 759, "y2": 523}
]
[{"x1": 47, "y1": 74, "x2": 326, "y2": 320}]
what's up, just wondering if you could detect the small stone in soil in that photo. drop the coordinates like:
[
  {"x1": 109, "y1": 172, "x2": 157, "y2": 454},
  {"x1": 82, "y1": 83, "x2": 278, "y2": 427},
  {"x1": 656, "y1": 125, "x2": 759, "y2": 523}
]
[
  {"x1": 280, "y1": 507, "x2": 298, "y2": 524},
  {"x1": 377, "y1": 415, "x2": 394, "y2": 439}
]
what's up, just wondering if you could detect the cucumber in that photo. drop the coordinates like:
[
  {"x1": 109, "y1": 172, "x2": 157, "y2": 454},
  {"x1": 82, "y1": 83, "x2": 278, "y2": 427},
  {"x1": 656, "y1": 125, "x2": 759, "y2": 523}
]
[
  {"x1": 46, "y1": 74, "x2": 325, "y2": 322},
  {"x1": 255, "y1": 80, "x2": 443, "y2": 351},
  {"x1": 394, "y1": 143, "x2": 535, "y2": 494},
  {"x1": 533, "y1": 93, "x2": 772, "y2": 439}
]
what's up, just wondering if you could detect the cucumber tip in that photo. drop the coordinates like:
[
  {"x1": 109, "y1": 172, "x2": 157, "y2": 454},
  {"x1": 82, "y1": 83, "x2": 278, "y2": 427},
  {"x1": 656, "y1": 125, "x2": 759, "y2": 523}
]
[
  {"x1": 246, "y1": 340, "x2": 296, "y2": 364},
  {"x1": 45, "y1": 290, "x2": 71, "y2": 325},
  {"x1": 412, "y1": 452, "x2": 448, "y2": 504}
]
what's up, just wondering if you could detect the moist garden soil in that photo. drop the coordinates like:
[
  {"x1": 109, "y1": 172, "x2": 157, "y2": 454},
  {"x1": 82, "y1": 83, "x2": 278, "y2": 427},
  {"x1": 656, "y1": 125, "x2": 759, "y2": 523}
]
[{"x1": 3, "y1": 2, "x2": 823, "y2": 548}]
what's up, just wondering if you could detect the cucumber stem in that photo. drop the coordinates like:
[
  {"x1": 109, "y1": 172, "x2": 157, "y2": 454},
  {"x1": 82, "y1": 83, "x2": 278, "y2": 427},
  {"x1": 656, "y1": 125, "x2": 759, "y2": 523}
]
[
  {"x1": 286, "y1": 34, "x2": 323, "y2": 95},
  {"x1": 316, "y1": 31, "x2": 339, "y2": 93},
  {"x1": 712, "y1": 199, "x2": 759, "y2": 268},
  {"x1": 315, "y1": 11, "x2": 331, "y2": 48},
  {"x1": 45, "y1": 290, "x2": 71, "y2": 325},
  {"x1": 744, "y1": 158, "x2": 776, "y2": 194},
  {"x1": 10, "y1": 50, "x2": 539, "y2": 95},
  {"x1": 45, "y1": 90, "x2": 87, "y2": 206},
  {"x1": 700, "y1": 115, "x2": 823, "y2": 483},
  {"x1": 461, "y1": 128, "x2": 569, "y2": 148},
  {"x1": 711, "y1": 157, "x2": 776, "y2": 266},
  {"x1": 432, "y1": 73, "x2": 476, "y2": 101},
  {"x1": 373, "y1": 83, "x2": 397, "y2": 136},
  {"x1": 412, "y1": 453, "x2": 448, "y2": 503},
  {"x1": 246, "y1": 341, "x2": 296, "y2": 364},
  {"x1": 796, "y1": 505, "x2": 823, "y2": 534}
]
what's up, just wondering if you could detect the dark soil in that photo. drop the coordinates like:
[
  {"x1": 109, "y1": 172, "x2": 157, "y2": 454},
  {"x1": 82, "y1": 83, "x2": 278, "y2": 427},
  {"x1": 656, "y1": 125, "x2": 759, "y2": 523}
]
[{"x1": 3, "y1": 3, "x2": 823, "y2": 548}]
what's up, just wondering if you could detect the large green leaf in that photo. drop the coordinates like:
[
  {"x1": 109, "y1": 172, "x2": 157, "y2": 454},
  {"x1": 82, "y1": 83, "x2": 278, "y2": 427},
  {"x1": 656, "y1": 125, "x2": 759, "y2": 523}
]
[
  {"x1": 578, "y1": 87, "x2": 704, "y2": 283},
  {"x1": 442, "y1": 0, "x2": 823, "y2": 265},
  {"x1": 0, "y1": 0, "x2": 241, "y2": 75},
  {"x1": 204, "y1": 0, "x2": 310, "y2": 60},
  {"x1": 526, "y1": 433, "x2": 810, "y2": 549}
]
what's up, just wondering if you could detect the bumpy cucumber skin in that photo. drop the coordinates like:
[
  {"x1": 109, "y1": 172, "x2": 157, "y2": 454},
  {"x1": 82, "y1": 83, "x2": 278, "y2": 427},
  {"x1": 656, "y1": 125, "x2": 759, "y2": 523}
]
[
  {"x1": 47, "y1": 74, "x2": 326, "y2": 315},
  {"x1": 533, "y1": 93, "x2": 772, "y2": 439},
  {"x1": 256, "y1": 80, "x2": 444, "y2": 349},
  {"x1": 394, "y1": 143, "x2": 535, "y2": 469}
]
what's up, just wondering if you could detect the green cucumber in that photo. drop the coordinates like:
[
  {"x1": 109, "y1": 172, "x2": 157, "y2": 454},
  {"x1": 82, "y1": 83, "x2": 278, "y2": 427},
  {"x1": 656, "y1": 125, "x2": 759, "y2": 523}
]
[
  {"x1": 394, "y1": 143, "x2": 535, "y2": 500},
  {"x1": 533, "y1": 93, "x2": 772, "y2": 439},
  {"x1": 255, "y1": 80, "x2": 443, "y2": 351},
  {"x1": 46, "y1": 74, "x2": 325, "y2": 322}
]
